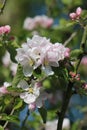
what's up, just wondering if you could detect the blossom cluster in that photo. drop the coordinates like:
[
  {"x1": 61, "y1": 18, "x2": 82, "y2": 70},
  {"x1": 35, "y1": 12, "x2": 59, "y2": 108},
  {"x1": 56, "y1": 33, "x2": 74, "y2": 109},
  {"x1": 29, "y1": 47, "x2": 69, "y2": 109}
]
[
  {"x1": 0, "y1": 25, "x2": 11, "y2": 35},
  {"x1": 23, "y1": 15, "x2": 53, "y2": 30},
  {"x1": 69, "y1": 7, "x2": 82, "y2": 20},
  {"x1": 15, "y1": 35, "x2": 70, "y2": 77}
]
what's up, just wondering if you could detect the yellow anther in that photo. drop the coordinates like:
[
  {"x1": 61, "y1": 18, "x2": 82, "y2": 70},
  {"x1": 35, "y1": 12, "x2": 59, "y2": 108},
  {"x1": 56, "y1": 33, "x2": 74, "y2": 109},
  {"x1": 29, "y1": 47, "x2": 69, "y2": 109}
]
[
  {"x1": 29, "y1": 58, "x2": 34, "y2": 66},
  {"x1": 28, "y1": 87, "x2": 33, "y2": 94}
]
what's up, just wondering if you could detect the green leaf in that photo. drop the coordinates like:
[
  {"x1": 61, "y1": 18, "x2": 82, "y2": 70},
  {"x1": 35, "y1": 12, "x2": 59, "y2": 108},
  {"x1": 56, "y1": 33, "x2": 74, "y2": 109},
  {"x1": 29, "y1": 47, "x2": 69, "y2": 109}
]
[
  {"x1": 70, "y1": 49, "x2": 83, "y2": 60},
  {"x1": 14, "y1": 98, "x2": 23, "y2": 110},
  {"x1": 4, "y1": 95, "x2": 13, "y2": 105},
  {"x1": 38, "y1": 107, "x2": 47, "y2": 123},
  {"x1": 4, "y1": 39, "x2": 19, "y2": 63},
  {"x1": 12, "y1": 64, "x2": 24, "y2": 87},
  {"x1": 0, "y1": 114, "x2": 20, "y2": 125},
  {"x1": 0, "y1": 125, "x2": 4, "y2": 130}
]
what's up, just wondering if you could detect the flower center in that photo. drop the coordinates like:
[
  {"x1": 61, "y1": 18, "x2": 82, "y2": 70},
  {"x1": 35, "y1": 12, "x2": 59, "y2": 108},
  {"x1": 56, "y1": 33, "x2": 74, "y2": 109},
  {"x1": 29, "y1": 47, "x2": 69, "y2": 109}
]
[
  {"x1": 29, "y1": 58, "x2": 34, "y2": 66},
  {"x1": 44, "y1": 58, "x2": 49, "y2": 66},
  {"x1": 28, "y1": 87, "x2": 33, "y2": 94}
]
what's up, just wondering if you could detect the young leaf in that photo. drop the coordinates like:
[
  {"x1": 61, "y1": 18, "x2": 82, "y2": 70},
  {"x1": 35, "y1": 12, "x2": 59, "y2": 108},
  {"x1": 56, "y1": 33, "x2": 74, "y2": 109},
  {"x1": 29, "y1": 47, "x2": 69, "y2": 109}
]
[
  {"x1": 0, "y1": 114, "x2": 20, "y2": 125},
  {"x1": 14, "y1": 98, "x2": 23, "y2": 110},
  {"x1": 38, "y1": 107, "x2": 47, "y2": 123},
  {"x1": 12, "y1": 64, "x2": 24, "y2": 87},
  {"x1": 70, "y1": 49, "x2": 83, "y2": 60},
  {"x1": 4, "y1": 39, "x2": 19, "y2": 63},
  {"x1": 0, "y1": 125, "x2": 4, "y2": 130}
]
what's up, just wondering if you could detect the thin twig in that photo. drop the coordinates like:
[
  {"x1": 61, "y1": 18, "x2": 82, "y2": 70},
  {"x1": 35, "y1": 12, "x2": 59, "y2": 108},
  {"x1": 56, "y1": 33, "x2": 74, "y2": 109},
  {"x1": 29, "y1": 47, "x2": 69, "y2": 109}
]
[
  {"x1": 57, "y1": 82, "x2": 73, "y2": 130},
  {"x1": 64, "y1": 31, "x2": 77, "y2": 46},
  {"x1": 3, "y1": 108, "x2": 15, "y2": 129},
  {"x1": 0, "y1": 0, "x2": 7, "y2": 14}
]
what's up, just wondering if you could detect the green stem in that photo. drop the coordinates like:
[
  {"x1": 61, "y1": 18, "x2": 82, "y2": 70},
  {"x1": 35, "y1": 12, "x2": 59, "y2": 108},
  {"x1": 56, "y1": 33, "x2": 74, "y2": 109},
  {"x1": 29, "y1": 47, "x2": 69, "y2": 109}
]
[
  {"x1": 57, "y1": 82, "x2": 73, "y2": 130},
  {"x1": 75, "y1": 25, "x2": 87, "y2": 73},
  {"x1": 64, "y1": 31, "x2": 77, "y2": 46},
  {"x1": 57, "y1": 24, "x2": 87, "y2": 130},
  {"x1": 3, "y1": 108, "x2": 15, "y2": 129},
  {"x1": 80, "y1": 25, "x2": 87, "y2": 50}
]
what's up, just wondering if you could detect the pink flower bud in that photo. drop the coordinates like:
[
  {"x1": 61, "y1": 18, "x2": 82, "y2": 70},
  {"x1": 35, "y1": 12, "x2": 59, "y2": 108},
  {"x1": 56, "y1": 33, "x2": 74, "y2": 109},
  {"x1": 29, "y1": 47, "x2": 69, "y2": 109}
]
[
  {"x1": 69, "y1": 72, "x2": 76, "y2": 78},
  {"x1": 28, "y1": 103, "x2": 36, "y2": 111},
  {"x1": 76, "y1": 7, "x2": 82, "y2": 16},
  {"x1": 69, "y1": 13, "x2": 77, "y2": 20}
]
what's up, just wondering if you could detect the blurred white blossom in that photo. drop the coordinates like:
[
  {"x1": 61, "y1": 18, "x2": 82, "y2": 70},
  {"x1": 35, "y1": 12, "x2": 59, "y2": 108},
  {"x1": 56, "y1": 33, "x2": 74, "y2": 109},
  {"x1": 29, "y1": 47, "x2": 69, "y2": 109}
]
[
  {"x1": 2, "y1": 51, "x2": 17, "y2": 75},
  {"x1": 23, "y1": 15, "x2": 53, "y2": 30}
]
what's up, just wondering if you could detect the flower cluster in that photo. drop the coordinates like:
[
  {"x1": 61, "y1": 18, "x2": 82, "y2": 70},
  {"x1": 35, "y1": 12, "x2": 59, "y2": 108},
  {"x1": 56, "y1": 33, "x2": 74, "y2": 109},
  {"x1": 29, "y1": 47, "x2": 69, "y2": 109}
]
[
  {"x1": 15, "y1": 35, "x2": 70, "y2": 77},
  {"x1": 69, "y1": 7, "x2": 82, "y2": 20},
  {"x1": 0, "y1": 25, "x2": 11, "y2": 35},
  {"x1": 23, "y1": 15, "x2": 53, "y2": 30},
  {"x1": 17, "y1": 80, "x2": 47, "y2": 111}
]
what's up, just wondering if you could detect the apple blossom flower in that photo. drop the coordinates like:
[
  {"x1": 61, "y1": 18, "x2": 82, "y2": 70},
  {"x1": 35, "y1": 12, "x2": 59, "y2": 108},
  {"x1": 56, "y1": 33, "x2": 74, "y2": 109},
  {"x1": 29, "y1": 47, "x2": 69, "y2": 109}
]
[
  {"x1": 28, "y1": 92, "x2": 47, "y2": 111},
  {"x1": 0, "y1": 25, "x2": 11, "y2": 35},
  {"x1": 16, "y1": 35, "x2": 70, "y2": 76},
  {"x1": 17, "y1": 80, "x2": 47, "y2": 110},
  {"x1": 17, "y1": 80, "x2": 41, "y2": 104},
  {"x1": 23, "y1": 15, "x2": 53, "y2": 30},
  {"x1": 69, "y1": 7, "x2": 82, "y2": 20}
]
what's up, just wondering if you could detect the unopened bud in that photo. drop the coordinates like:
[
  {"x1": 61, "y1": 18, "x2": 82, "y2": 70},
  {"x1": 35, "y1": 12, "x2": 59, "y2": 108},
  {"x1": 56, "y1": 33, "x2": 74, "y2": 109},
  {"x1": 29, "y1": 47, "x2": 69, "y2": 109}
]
[
  {"x1": 69, "y1": 13, "x2": 77, "y2": 20},
  {"x1": 76, "y1": 7, "x2": 82, "y2": 16}
]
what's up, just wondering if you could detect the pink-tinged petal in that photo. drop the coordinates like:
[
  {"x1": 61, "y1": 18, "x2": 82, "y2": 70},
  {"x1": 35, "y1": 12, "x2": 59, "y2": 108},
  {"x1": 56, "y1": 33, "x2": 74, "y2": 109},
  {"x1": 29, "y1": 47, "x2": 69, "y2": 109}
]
[
  {"x1": 0, "y1": 86, "x2": 8, "y2": 94},
  {"x1": 28, "y1": 103, "x2": 36, "y2": 111},
  {"x1": 81, "y1": 56, "x2": 87, "y2": 65},
  {"x1": 69, "y1": 13, "x2": 77, "y2": 20},
  {"x1": 76, "y1": 7, "x2": 82, "y2": 16},
  {"x1": 64, "y1": 48, "x2": 70, "y2": 58},
  {"x1": 4, "y1": 25, "x2": 11, "y2": 33}
]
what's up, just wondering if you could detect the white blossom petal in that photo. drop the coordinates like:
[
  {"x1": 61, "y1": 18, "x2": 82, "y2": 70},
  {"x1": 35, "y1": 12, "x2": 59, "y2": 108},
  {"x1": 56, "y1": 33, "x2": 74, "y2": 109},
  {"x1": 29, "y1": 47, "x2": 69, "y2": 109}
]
[
  {"x1": 42, "y1": 66, "x2": 54, "y2": 76},
  {"x1": 17, "y1": 80, "x2": 29, "y2": 90},
  {"x1": 23, "y1": 64, "x2": 33, "y2": 77}
]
